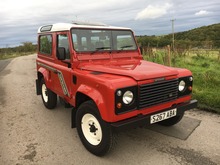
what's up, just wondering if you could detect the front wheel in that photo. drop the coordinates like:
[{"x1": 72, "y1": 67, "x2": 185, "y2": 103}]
[
  {"x1": 158, "y1": 112, "x2": 184, "y2": 126},
  {"x1": 40, "y1": 79, "x2": 57, "y2": 109},
  {"x1": 76, "y1": 101, "x2": 115, "y2": 156}
]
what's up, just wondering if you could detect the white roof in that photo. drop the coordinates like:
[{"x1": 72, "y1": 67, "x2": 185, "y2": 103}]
[{"x1": 38, "y1": 22, "x2": 131, "y2": 33}]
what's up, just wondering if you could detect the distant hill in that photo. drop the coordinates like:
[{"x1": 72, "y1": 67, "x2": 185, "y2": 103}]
[
  {"x1": 137, "y1": 23, "x2": 220, "y2": 48},
  {"x1": 174, "y1": 23, "x2": 220, "y2": 48}
]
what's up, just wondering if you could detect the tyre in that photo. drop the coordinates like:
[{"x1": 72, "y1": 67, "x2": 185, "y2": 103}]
[
  {"x1": 158, "y1": 112, "x2": 184, "y2": 126},
  {"x1": 76, "y1": 100, "x2": 115, "y2": 156},
  {"x1": 40, "y1": 79, "x2": 57, "y2": 109}
]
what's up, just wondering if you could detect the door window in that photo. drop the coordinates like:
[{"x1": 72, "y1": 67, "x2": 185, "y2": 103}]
[{"x1": 57, "y1": 34, "x2": 70, "y2": 59}]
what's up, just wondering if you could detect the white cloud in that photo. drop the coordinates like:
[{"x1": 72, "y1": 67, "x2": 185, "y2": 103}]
[
  {"x1": 0, "y1": 0, "x2": 134, "y2": 26},
  {"x1": 135, "y1": 3, "x2": 173, "y2": 20},
  {"x1": 195, "y1": 10, "x2": 211, "y2": 16},
  {"x1": 1, "y1": 0, "x2": 220, "y2": 47}
]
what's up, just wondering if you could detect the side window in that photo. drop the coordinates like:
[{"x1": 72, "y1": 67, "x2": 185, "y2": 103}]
[
  {"x1": 39, "y1": 35, "x2": 52, "y2": 55},
  {"x1": 57, "y1": 34, "x2": 70, "y2": 59}
]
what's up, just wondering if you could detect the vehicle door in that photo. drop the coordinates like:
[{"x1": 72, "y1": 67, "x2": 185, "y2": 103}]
[{"x1": 52, "y1": 32, "x2": 72, "y2": 99}]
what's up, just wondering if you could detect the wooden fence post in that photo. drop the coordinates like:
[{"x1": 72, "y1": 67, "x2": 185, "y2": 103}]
[
  {"x1": 167, "y1": 45, "x2": 171, "y2": 66},
  {"x1": 218, "y1": 51, "x2": 220, "y2": 62}
]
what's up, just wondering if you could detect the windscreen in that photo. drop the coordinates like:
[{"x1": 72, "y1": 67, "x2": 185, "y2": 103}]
[{"x1": 71, "y1": 29, "x2": 137, "y2": 53}]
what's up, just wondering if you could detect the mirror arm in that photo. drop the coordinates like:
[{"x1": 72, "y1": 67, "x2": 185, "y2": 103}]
[{"x1": 62, "y1": 61, "x2": 71, "y2": 68}]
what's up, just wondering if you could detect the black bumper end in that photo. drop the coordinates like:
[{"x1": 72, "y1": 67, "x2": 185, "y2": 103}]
[{"x1": 111, "y1": 100, "x2": 198, "y2": 132}]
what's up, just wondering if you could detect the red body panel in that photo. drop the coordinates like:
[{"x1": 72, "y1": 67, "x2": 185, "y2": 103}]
[{"x1": 36, "y1": 27, "x2": 193, "y2": 123}]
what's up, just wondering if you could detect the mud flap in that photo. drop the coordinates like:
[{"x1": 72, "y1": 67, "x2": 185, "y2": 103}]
[
  {"x1": 71, "y1": 107, "x2": 76, "y2": 128},
  {"x1": 36, "y1": 79, "x2": 41, "y2": 95}
]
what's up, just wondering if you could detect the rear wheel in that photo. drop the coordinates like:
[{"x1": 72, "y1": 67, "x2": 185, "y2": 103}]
[
  {"x1": 40, "y1": 79, "x2": 57, "y2": 109},
  {"x1": 158, "y1": 112, "x2": 184, "y2": 126},
  {"x1": 76, "y1": 100, "x2": 115, "y2": 156}
]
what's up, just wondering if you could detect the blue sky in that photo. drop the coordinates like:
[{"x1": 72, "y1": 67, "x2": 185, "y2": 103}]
[{"x1": 0, "y1": 0, "x2": 220, "y2": 48}]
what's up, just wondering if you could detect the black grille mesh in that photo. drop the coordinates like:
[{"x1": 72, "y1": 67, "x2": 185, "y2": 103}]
[{"x1": 139, "y1": 79, "x2": 178, "y2": 109}]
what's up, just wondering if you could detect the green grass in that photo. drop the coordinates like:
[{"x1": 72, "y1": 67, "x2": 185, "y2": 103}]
[
  {"x1": 0, "y1": 52, "x2": 35, "y2": 60},
  {"x1": 143, "y1": 50, "x2": 220, "y2": 113}
]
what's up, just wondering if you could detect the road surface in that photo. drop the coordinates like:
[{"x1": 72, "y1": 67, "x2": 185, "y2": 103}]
[
  {"x1": 0, "y1": 55, "x2": 220, "y2": 165},
  {"x1": 0, "y1": 58, "x2": 11, "y2": 72}
]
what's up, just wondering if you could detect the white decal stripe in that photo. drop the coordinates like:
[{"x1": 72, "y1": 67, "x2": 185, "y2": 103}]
[
  {"x1": 38, "y1": 62, "x2": 70, "y2": 97},
  {"x1": 57, "y1": 71, "x2": 70, "y2": 97},
  {"x1": 37, "y1": 62, "x2": 57, "y2": 73}
]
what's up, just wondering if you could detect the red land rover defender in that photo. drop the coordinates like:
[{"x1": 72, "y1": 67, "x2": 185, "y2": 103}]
[{"x1": 36, "y1": 22, "x2": 197, "y2": 156}]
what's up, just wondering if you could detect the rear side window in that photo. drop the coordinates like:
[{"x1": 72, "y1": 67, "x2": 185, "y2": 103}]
[{"x1": 39, "y1": 35, "x2": 52, "y2": 55}]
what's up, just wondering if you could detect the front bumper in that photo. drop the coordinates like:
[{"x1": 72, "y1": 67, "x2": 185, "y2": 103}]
[{"x1": 111, "y1": 99, "x2": 198, "y2": 132}]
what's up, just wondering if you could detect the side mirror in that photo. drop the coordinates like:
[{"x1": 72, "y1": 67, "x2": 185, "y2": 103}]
[{"x1": 57, "y1": 47, "x2": 66, "y2": 60}]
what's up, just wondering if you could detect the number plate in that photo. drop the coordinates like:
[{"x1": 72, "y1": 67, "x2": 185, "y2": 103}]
[{"x1": 150, "y1": 108, "x2": 177, "y2": 124}]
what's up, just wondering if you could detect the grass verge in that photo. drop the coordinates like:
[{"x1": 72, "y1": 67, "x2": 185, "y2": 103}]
[{"x1": 0, "y1": 52, "x2": 36, "y2": 60}]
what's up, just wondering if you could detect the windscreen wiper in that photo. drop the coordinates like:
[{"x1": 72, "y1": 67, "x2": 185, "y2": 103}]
[
  {"x1": 116, "y1": 45, "x2": 134, "y2": 53},
  {"x1": 120, "y1": 45, "x2": 133, "y2": 50},
  {"x1": 91, "y1": 47, "x2": 111, "y2": 54}
]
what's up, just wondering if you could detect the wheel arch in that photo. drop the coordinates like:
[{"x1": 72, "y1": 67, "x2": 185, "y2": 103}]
[
  {"x1": 36, "y1": 68, "x2": 50, "y2": 95},
  {"x1": 71, "y1": 85, "x2": 109, "y2": 128},
  {"x1": 37, "y1": 71, "x2": 43, "y2": 81},
  {"x1": 72, "y1": 92, "x2": 93, "y2": 128},
  {"x1": 37, "y1": 67, "x2": 50, "y2": 83}
]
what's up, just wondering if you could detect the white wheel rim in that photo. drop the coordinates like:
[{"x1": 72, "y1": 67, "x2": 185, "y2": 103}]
[
  {"x1": 42, "y1": 84, "x2": 48, "y2": 103},
  {"x1": 81, "y1": 113, "x2": 102, "y2": 146}
]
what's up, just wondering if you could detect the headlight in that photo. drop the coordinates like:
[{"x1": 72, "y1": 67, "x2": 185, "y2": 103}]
[
  {"x1": 178, "y1": 76, "x2": 193, "y2": 97},
  {"x1": 123, "y1": 91, "x2": 134, "y2": 104},
  {"x1": 179, "y1": 80, "x2": 186, "y2": 92},
  {"x1": 115, "y1": 86, "x2": 137, "y2": 114}
]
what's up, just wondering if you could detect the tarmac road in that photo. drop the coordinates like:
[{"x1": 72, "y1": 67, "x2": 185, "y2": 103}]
[
  {"x1": 0, "y1": 54, "x2": 220, "y2": 165},
  {"x1": 0, "y1": 58, "x2": 11, "y2": 72}
]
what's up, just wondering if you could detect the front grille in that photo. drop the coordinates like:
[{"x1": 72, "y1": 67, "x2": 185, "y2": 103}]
[{"x1": 139, "y1": 79, "x2": 178, "y2": 109}]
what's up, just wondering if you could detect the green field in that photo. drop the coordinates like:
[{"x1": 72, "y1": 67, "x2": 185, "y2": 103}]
[
  {"x1": 143, "y1": 49, "x2": 220, "y2": 113},
  {"x1": 0, "y1": 42, "x2": 36, "y2": 60}
]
